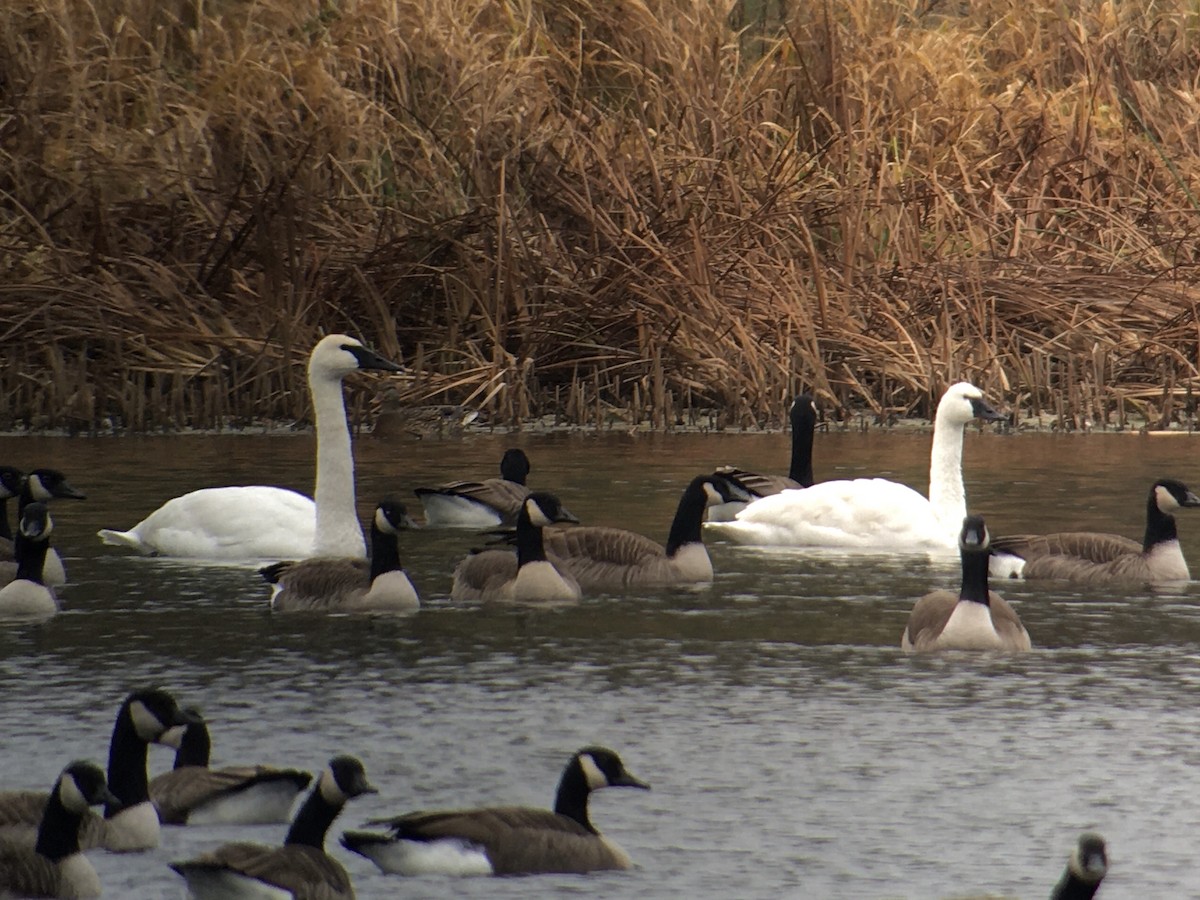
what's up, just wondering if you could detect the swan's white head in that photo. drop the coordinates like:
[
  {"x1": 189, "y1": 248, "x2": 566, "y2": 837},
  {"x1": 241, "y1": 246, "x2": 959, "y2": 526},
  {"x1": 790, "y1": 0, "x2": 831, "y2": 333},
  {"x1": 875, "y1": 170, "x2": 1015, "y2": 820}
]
[
  {"x1": 308, "y1": 334, "x2": 402, "y2": 381},
  {"x1": 935, "y1": 382, "x2": 1003, "y2": 427}
]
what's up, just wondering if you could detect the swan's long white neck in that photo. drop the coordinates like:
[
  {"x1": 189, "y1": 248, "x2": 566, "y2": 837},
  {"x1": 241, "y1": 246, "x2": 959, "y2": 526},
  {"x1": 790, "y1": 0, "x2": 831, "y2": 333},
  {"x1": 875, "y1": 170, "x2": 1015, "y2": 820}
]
[
  {"x1": 927, "y1": 408, "x2": 967, "y2": 536},
  {"x1": 310, "y1": 368, "x2": 366, "y2": 558}
]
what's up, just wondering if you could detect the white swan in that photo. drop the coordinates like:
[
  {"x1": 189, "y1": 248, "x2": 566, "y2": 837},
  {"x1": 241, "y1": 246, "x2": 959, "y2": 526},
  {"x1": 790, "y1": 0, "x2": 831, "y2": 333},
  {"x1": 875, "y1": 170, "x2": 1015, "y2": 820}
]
[
  {"x1": 706, "y1": 382, "x2": 1003, "y2": 551},
  {"x1": 97, "y1": 335, "x2": 400, "y2": 560}
]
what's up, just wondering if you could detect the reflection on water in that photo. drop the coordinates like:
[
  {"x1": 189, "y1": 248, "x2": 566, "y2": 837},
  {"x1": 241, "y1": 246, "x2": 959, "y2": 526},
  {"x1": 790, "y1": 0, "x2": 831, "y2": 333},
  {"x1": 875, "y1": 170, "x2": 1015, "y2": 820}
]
[{"x1": 0, "y1": 430, "x2": 1199, "y2": 897}]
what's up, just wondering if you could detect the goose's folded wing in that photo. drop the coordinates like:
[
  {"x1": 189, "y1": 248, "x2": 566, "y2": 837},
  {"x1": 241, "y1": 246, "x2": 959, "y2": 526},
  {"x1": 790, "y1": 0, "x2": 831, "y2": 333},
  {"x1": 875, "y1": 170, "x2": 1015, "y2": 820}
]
[
  {"x1": 378, "y1": 806, "x2": 589, "y2": 842},
  {"x1": 174, "y1": 843, "x2": 351, "y2": 895},
  {"x1": 543, "y1": 526, "x2": 665, "y2": 564},
  {"x1": 991, "y1": 532, "x2": 1140, "y2": 563},
  {"x1": 712, "y1": 466, "x2": 801, "y2": 498}
]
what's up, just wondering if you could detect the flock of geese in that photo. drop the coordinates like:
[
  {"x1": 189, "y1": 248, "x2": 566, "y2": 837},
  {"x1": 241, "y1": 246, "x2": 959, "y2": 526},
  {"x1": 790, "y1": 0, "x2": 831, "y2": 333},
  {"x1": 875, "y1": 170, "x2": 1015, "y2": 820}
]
[{"x1": 9, "y1": 332, "x2": 1191, "y2": 895}]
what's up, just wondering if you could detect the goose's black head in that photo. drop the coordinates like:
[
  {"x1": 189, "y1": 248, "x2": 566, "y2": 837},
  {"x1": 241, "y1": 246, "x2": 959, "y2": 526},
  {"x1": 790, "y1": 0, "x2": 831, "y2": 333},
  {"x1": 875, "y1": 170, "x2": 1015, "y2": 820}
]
[
  {"x1": 322, "y1": 755, "x2": 377, "y2": 803},
  {"x1": 26, "y1": 469, "x2": 87, "y2": 502},
  {"x1": 58, "y1": 760, "x2": 120, "y2": 812},
  {"x1": 523, "y1": 492, "x2": 579, "y2": 527},
  {"x1": 374, "y1": 495, "x2": 419, "y2": 534},
  {"x1": 573, "y1": 746, "x2": 651, "y2": 792},
  {"x1": 1152, "y1": 478, "x2": 1200, "y2": 513},
  {"x1": 121, "y1": 688, "x2": 202, "y2": 745},
  {"x1": 500, "y1": 449, "x2": 532, "y2": 484},
  {"x1": 0, "y1": 467, "x2": 24, "y2": 500},
  {"x1": 958, "y1": 515, "x2": 991, "y2": 553},
  {"x1": 18, "y1": 503, "x2": 52, "y2": 542}
]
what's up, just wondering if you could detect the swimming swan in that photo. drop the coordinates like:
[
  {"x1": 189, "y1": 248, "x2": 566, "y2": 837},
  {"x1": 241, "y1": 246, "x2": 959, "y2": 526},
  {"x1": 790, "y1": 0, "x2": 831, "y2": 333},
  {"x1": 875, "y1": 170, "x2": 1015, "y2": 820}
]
[
  {"x1": 96, "y1": 335, "x2": 400, "y2": 560},
  {"x1": 706, "y1": 382, "x2": 1003, "y2": 552}
]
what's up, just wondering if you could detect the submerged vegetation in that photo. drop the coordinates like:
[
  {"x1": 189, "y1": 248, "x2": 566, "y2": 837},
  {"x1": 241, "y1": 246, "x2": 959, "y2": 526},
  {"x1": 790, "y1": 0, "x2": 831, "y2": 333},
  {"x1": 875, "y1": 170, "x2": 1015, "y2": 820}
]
[{"x1": 2, "y1": 0, "x2": 1200, "y2": 432}]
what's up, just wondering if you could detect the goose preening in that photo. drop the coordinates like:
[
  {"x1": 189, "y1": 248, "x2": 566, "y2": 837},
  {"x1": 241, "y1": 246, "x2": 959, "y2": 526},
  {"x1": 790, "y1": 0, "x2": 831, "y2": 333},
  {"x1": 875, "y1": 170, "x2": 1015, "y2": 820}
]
[
  {"x1": 1051, "y1": 832, "x2": 1108, "y2": 900},
  {"x1": 259, "y1": 495, "x2": 420, "y2": 613},
  {"x1": 0, "y1": 688, "x2": 198, "y2": 851},
  {"x1": 341, "y1": 746, "x2": 649, "y2": 877},
  {"x1": 706, "y1": 382, "x2": 1004, "y2": 551},
  {"x1": 170, "y1": 755, "x2": 376, "y2": 900},
  {"x1": 149, "y1": 710, "x2": 313, "y2": 825},
  {"x1": 539, "y1": 475, "x2": 751, "y2": 591},
  {"x1": 97, "y1": 334, "x2": 401, "y2": 560},
  {"x1": 990, "y1": 478, "x2": 1200, "y2": 585},
  {"x1": 0, "y1": 503, "x2": 58, "y2": 621},
  {"x1": 0, "y1": 469, "x2": 87, "y2": 587},
  {"x1": 706, "y1": 394, "x2": 818, "y2": 522},
  {"x1": 901, "y1": 516, "x2": 1031, "y2": 653},
  {"x1": 414, "y1": 448, "x2": 533, "y2": 528},
  {"x1": 450, "y1": 492, "x2": 582, "y2": 604},
  {"x1": 0, "y1": 761, "x2": 118, "y2": 900}
]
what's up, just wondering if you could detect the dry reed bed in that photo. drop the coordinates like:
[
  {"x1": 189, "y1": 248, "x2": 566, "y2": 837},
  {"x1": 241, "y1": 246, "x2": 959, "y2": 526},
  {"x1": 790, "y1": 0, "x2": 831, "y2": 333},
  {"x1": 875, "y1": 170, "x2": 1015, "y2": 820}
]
[{"x1": 1, "y1": 0, "x2": 1199, "y2": 431}]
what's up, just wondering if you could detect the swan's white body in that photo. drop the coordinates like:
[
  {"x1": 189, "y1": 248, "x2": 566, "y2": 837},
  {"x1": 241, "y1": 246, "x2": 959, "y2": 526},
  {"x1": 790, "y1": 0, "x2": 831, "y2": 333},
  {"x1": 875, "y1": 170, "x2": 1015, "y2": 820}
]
[
  {"x1": 97, "y1": 335, "x2": 396, "y2": 561},
  {"x1": 707, "y1": 382, "x2": 1000, "y2": 552}
]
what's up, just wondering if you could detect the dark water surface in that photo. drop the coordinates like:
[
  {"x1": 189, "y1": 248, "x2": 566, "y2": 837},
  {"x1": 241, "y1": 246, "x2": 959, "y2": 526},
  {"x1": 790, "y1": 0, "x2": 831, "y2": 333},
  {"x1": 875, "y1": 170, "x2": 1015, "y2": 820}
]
[{"x1": 1, "y1": 428, "x2": 1198, "y2": 898}]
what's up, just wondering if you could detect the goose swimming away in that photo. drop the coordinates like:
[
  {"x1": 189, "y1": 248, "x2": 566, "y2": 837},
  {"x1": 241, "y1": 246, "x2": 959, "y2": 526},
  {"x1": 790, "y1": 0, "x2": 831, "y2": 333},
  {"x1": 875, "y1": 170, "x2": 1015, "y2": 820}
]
[
  {"x1": 0, "y1": 761, "x2": 118, "y2": 900},
  {"x1": 341, "y1": 746, "x2": 649, "y2": 877},
  {"x1": 0, "y1": 503, "x2": 58, "y2": 621},
  {"x1": 901, "y1": 515, "x2": 1031, "y2": 653},
  {"x1": 450, "y1": 492, "x2": 582, "y2": 604},
  {"x1": 149, "y1": 709, "x2": 313, "y2": 826},
  {"x1": 415, "y1": 448, "x2": 533, "y2": 528},
  {"x1": 706, "y1": 382, "x2": 1004, "y2": 552},
  {"x1": 706, "y1": 394, "x2": 818, "y2": 522},
  {"x1": 260, "y1": 495, "x2": 420, "y2": 613},
  {"x1": 0, "y1": 469, "x2": 87, "y2": 587},
  {"x1": 96, "y1": 334, "x2": 401, "y2": 561},
  {"x1": 170, "y1": 755, "x2": 376, "y2": 900},
  {"x1": 990, "y1": 478, "x2": 1200, "y2": 585},
  {"x1": 1051, "y1": 832, "x2": 1108, "y2": 900}
]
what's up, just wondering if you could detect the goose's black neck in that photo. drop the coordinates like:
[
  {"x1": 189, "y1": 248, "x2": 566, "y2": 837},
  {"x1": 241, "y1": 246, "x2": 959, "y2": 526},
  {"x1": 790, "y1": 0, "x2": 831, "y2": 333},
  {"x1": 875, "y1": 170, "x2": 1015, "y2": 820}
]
[
  {"x1": 14, "y1": 532, "x2": 48, "y2": 584},
  {"x1": 666, "y1": 478, "x2": 709, "y2": 557},
  {"x1": 284, "y1": 785, "x2": 343, "y2": 849},
  {"x1": 369, "y1": 522, "x2": 404, "y2": 581},
  {"x1": 175, "y1": 722, "x2": 211, "y2": 769},
  {"x1": 1051, "y1": 871, "x2": 1104, "y2": 900},
  {"x1": 552, "y1": 760, "x2": 597, "y2": 833},
  {"x1": 0, "y1": 497, "x2": 10, "y2": 542},
  {"x1": 35, "y1": 785, "x2": 84, "y2": 862},
  {"x1": 960, "y1": 548, "x2": 992, "y2": 605},
  {"x1": 1143, "y1": 489, "x2": 1178, "y2": 552},
  {"x1": 788, "y1": 404, "x2": 816, "y2": 488},
  {"x1": 514, "y1": 508, "x2": 549, "y2": 569},
  {"x1": 106, "y1": 707, "x2": 151, "y2": 817}
]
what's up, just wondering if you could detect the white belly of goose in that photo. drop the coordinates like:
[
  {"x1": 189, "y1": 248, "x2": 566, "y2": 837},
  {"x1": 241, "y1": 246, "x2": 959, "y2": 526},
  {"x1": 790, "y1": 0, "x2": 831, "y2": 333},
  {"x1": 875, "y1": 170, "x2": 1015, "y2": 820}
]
[
  {"x1": 1147, "y1": 540, "x2": 1190, "y2": 581},
  {"x1": 935, "y1": 601, "x2": 1005, "y2": 651},
  {"x1": 0, "y1": 581, "x2": 57, "y2": 619},
  {"x1": 417, "y1": 494, "x2": 503, "y2": 529},
  {"x1": 103, "y1": 800, "x2": 160, "y2": 851},
  {"x1": 508, "y1": 561, "x2": 579, "y2": 602},
  {"x1": 361, "y1": 836, "x2": 494, "y2": 876},
  {"x1": 669, "y1": 542, "x2": 714, "y2": 583},
  {"x1": 58, "y1": 853, "x2": 103, "y2": 898},
  {"x1": 175, "y1": 869, "x2": 292, "y2": 900}
]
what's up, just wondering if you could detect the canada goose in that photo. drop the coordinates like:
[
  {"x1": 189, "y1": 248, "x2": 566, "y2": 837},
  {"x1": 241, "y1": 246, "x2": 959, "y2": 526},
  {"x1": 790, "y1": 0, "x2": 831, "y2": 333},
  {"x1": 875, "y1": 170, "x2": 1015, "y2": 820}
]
[
  {"x1": 170, "y1": 755, "x2": 376, "y2": 900},
  {"x1": 450, "y1": 492, "x2": 582, "y2": 603},
  {"x1": 0, "y1": 468, "x2": 87, "y2": 587},
  {"x1": 1051, "y1": 832, "x2": 1108, "y2": 900},
  {"x1": 0, "y1": 688, "x2": 199, "y2": 851},
  {"x1": 990, "y1": 478, "x2": 1200, "y2": 585},
  {"x1": 0, "y1": 761, "x2": 118, "y2": 900},
  {"x1": 259, "y1": 495, "x2": 420, "y2": 613},
  {"x1": 97, "y1": 334, "x2": 401, "y2": 560},
  {"x1": 414, "y1": 448, "x2": 532, "y2": 528},
  {"x1": 707, "y1": 382, "x2": 1004, "y2": 551},
  {"x1": 149, "y1": 710, "x2": 313, "y2": 825},
  {"x1": 540, "y1": 475, "x2": 751, "y2": 591},
  {"x1": 0, "y1": 466, "x2": 26, "y2": 542},
  {"x1": 706, "y1": 394, "x2": 818, "y2": 522},
  {"x1": 901, "y1": 516, "x2": 1031, "y2": 653},
  {"x1": 341, "y1": 746, "x2": 649, "y2": 877},
  {"x1": 371, "y1": 385, "x2": 479, "y2": 440},
  {"x1": 0, "y1": 503, "x2": 58, "y2": 621}
]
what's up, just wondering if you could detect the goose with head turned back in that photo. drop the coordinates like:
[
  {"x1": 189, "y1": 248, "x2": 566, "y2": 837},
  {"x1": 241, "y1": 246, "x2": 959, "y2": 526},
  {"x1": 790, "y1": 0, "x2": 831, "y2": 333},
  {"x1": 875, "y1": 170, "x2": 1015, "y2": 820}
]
[
  {"x1": 170, "y1": 755, "x2": 376, "y2": 900},
  {"x1": 707, "y1": 382, "x2": 1004, "y2": 551},
  {"x1": 451, "y1": 492, "x2": 582, "y2": 603},
  {"x1": 0, "y1": 469, "x2": 87, "y2": 587},
  {"x1": 0, "y1": 761, "x2": 119, "y2": 900},
  {"x1": 96, "y1": 335, "x2": 401, "y2": 560},
  {"x1": 901, "y1": 515, "x2": 1031, "y2": 653},
  {"x1": 1051, "y1": 832, "x2": 1108, "y2": 900},
  {"x1": 990, "y1": 478, "x2": 1200, "y2": 585},
  {"x1": 341, "y1": 746, "x2": 649, "y2": 877},
  {"x1": 0, "y1": 503, "x2": 58, "y2": 621},
  {"x1": 415, "y1": 448, "x2": 533, "y2": 528},
  {"x1": 706, "y1": 394, "x2": 818, "y2": 522},
  {"x1": 259, "y1": 495, "x2": 420, "y2": 613}
]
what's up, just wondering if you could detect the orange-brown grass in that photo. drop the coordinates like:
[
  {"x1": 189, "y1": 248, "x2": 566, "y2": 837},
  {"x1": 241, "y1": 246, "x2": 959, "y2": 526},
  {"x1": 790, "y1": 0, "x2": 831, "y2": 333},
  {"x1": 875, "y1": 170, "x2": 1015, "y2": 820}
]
[{"x1": 2, "y1": 0, "x2": 1199, "y2": 432}]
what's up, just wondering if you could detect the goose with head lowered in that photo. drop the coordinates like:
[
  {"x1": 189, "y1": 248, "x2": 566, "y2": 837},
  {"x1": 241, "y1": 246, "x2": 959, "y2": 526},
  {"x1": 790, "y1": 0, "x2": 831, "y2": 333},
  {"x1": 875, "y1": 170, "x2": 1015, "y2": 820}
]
[
  {"x1": 990, "y1": 478, "x2": 1200, "y2": 585},
  {"x1": 450, "y1": 492, "x2": 582, "y2": 604},
  {"x1": 170, "y1": 755, "x2": 376, "y2": 900},
  {"x1": 259, "y1": 495, "x2": 420, "y2": 613},
  {"x1": 0, "y1": 469, "x2": 87, "y2": 587},
  {"x1": 538, "y1": 474, "x2": 751, "y2": 591},
  {"x1": 97, "y1": 334, "x2": 401, "y2": 560},
  {"x1": 0, "y1": 503, "x2": 58, "y2": 621},
  {"x1": 706, "y1": 394, "x2": 818, "y2": 522},
  {"x1": 0, "y1": 761, "x2": 118, "y2": 900},
  {"x1": 901, "y1": 515, "x2": 1031, "y2": 653},
  {"x1": 1051, "y1": 832, "x2": 1108, "y2": 900},
  {"x1": 341, "y1": 745, "x2": 649, "y2": 877},
  {"x1": 150, "y1": 709, "x2": 313, "y2": 826},
  {"x1": 414, "y1": 448, "x2": 533, "y2": 528},
  {"x1": 0, "y1": 688, "x2": 199, "y2": 851},
  {"x1": 707, "y1": 382, "x2": 1004, "y2": 552}
]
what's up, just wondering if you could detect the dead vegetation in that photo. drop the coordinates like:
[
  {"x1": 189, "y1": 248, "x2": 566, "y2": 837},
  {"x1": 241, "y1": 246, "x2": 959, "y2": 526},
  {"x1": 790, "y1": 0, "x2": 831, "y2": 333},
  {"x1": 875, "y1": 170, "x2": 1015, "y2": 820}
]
[{"x1": 1, "y1": 0, "x2": 1199, "y2": 432}]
